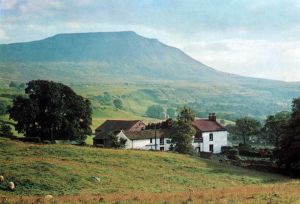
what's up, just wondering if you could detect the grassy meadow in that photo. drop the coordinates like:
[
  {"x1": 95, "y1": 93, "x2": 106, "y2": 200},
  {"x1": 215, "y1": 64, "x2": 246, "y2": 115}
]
[{"x1": 0, "y1": 138, "x2": 300, "y2": 203}]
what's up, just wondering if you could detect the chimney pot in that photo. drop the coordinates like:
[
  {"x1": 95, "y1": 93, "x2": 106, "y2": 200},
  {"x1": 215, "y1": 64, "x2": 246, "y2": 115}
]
[{"x1": 208, "y1": 113, "x2": 216, "y2": 121}]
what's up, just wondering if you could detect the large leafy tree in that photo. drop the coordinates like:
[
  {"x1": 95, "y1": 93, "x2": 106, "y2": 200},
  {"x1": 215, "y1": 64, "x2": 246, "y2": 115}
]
[
  {"x1": 279, "y1": 98, "x2": 300, "y2": 170},
  {"x1": 171, "y1": 107, "x2": 195, "y2": 154},
  {"x1": 262, "y1": 111, "x2": 290, "y2": 148},
  {"x1": 235, "y1": 117, "x2": 261, "y2": 145},
  {"x1": 8, "y1": 80, "x2": 92, "y2": 142}
]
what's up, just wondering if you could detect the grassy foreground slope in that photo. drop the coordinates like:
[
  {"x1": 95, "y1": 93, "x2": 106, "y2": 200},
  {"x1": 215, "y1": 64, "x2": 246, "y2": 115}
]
[{"x1": 0, "y1": 138, "x2": 300, "y2": 203}]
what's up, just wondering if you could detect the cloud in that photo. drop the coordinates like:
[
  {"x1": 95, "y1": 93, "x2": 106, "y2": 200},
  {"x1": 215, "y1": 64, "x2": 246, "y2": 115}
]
[
  {"x1": 0, "y1": 0, "x2": 18, "y2": 10},
  {"x1": 181, "y1": 39, "x2": 300, "y2": 81},
  {"x1": 0, "y1": 29, "x2": 9, "y2": 41},
  {"x1": 75, "y1": 0, "x2": 95, "y2": 6},
  {"x1": 18, "y1": 0, "x2": 65, "y2": 17},
  {"x1": 1, "y1": 0, "x2": 300, "y2": 81}
]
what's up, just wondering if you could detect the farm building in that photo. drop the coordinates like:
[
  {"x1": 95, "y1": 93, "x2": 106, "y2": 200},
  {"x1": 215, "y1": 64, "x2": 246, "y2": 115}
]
[
  {"x1": 93, "y1": 120, "x2": 146, "y2": 147},
  {"x1": 192, "y1": 113, "x2": 228, "y2": 153},
  {"x1": 94, "y1": 114, "x2": 228, "y2": 153}
]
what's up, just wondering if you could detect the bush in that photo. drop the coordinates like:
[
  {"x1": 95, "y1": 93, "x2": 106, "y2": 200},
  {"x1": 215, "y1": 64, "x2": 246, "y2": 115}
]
[
  {"x1": 0, "y1": 124, "x2": 12, "y2": 135},
  {"x1": 9, "y1": 81, "x2": 19, "y2": 88},
  {"x1": 227, "y1": 149, "x2": 240, "y2": 160},
  {"x1": 146, "y1": 105, "x2": 165, "y2": 119},
  {"x1": 0, "y1": 102, "x2": 7, "y2": 115},
  {"x1": 221, "y1": 146, "x2": 232, "y2": 154},
  {"x1": 239, "y1": 150, "x2": 261, "y2": 157},
  {"x1": 113, "y1": 99, "x2": 123, "y2": 109}
]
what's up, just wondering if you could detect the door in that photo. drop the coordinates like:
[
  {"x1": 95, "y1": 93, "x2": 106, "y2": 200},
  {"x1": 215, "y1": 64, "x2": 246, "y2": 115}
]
[{"x1": 209, "y1": 144, "x2": 214, "y2": 153}]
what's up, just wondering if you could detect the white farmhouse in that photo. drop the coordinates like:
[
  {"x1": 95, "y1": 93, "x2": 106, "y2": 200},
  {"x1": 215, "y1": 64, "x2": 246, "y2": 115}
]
[
  {"x1": 93, "y1": 114, "x2": 228, "y2": 154},
  {"x1": 192, "y1": 113, "x2": 228, "y2": 153}
]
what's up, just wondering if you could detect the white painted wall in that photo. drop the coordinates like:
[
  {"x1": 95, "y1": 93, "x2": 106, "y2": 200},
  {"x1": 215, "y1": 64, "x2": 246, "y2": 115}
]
[
  {"x1": 130, "y1": 138, "x2": 172, "y2": 151},
  {"x1": 118, "y1": 130, "x2": 228, "y2": 154},
  {"x1": 116, "y1": 132, "x2": 172, "y2": 151},
  {"x1": 192, "y1": 131, "x2": 228, "y2": 153},
  {"x1": 116, "y1": 131, "x2": 132, "y2": 149}
]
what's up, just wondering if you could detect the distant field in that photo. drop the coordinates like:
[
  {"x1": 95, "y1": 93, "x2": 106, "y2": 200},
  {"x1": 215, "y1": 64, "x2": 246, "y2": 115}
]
[
  {"x1": 0, "y1": 138, "x2": 300, "y2": 203},
  {"x1": 0, "y1": 82, "x2": 163, "y2": 145}
]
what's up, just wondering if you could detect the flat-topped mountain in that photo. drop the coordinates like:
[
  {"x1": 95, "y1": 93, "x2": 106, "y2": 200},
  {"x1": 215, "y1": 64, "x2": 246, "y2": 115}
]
[{"x1": 0, "y1": 31, "x2": 240, "y2": 82}]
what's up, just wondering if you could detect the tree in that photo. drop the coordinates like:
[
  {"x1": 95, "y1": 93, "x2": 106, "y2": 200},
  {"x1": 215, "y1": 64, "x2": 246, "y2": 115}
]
[
  {"x1": 171, "y1": 107, "x2": 195, "y2": 154},
  {"x1": 146, "y1": 105, "x2": 165, "y2": 119},
  {"x1": 8, "y1": 80, "x2": 92, "y2": 143},
  {"x1": 279, "y1": 98, "x2": 300, "y2": 170},
  {"x1": 220, "y1": 119, "x2": 225, "y2": 125},
  {"x1": 225, "y1": 124, "x2": 239, "y2": 141},
  {"x1": 9, "y1": 81, "x2": 19, "y2": 88},
  {"x1": 0, "y1": 124, "x2": 12, "y2": 135},
  {"x1": 146, "y1": 118, "x2": 173, "y2": 130},
  {"x1": 18, "y1": 83, "x2": 26, "y2": 89},
  {"x1": 0, "y1": 102, "x2": 6, "y2": 115},
  {"x1": 262, "y1": 111, "x2": 290, "y2": 148},
  {"x1": 167, "y1": 108, "x2": 176, "y2": 119},
  {"x1": 113, "y1": 98, "x2": 123, "y2": 109},
  {"x1": 235, "y1": 117, "x2": 261, "y2": 145},
  {"x1": 107, "y1": 132, "x2": 127, "y2": 148}
]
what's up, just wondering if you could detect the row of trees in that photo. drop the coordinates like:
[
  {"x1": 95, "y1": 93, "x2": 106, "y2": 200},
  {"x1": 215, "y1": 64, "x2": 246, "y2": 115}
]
[
  {"x1": 227, "y1": 98, "x2": 300, "y2": 171},
  {"x1": 227, "y1": 112, "x2": 290, "y2": 148},
  {"x1": 93, "y1": 92, "x2": 123, "y2": 110}
]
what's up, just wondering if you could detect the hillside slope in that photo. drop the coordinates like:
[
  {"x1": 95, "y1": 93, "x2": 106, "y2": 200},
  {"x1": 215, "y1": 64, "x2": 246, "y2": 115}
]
[
  {"x1": 0, "y1": 32, "x2": 299, "y2": 120},
  {"x1": 1, "y1": 138, "x2": 300, "y2": 203},
  {"x1": 0, "y1": 31, "x2": 291, "y2": 85},
  {"x1": 0, "y1": 31, "x2": 223, "y2": 82}
]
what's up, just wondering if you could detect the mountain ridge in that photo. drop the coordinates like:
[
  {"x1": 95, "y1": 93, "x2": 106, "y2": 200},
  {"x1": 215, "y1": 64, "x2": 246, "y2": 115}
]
[
  {"x1": 0, "y1": 31, "x2": 299, "y2": 119},
  {"x1": 0, "y1": 31, "x2": 297, "y2": 84}
]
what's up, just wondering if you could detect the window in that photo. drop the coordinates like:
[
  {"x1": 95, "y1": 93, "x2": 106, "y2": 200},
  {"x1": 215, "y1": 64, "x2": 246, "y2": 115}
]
[
  {"x1": 166, "y1": 139, "x2": 171, "y2": 144},
  {"x1": 160, "y1": 137, "x2": 164, "y2": 145},
  {"x1": 160, "y1": 147, "x2": 164, "y2": 151},
  {"x1": 209, "y1": 133, "x2": 213, "y2": 141},
  {"x1": 150, "y1": 138, "x2": 152, "y2": 143},
  {"x1": 209, "y1": 144, "x2": 214, "y2": 152}
]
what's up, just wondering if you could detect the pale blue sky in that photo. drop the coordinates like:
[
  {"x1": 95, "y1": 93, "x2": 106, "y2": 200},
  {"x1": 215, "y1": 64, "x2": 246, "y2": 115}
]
[{"x1": 1, "y1": 0, "x2": 300, "y2": 81}]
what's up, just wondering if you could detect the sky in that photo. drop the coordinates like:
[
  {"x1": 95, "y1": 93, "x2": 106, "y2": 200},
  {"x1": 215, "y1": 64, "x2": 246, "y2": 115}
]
[{"x1": 0, "y1": 0, "x2": 300, "y2": 81}]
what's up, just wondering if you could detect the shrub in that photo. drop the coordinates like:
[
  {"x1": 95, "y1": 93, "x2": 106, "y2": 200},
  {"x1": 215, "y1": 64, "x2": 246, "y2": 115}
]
[
  {"x1": 221, "y1": 146, "x2": 232, "y2": 154},
  {"x1": 0, "y1": 124, "x2": 13, "y2": 135}
]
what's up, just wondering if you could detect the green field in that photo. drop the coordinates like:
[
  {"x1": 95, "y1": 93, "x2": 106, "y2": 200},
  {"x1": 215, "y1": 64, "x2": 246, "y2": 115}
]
[{"x1": 0, "y1": 138, "x2": 300, "y2": 203}]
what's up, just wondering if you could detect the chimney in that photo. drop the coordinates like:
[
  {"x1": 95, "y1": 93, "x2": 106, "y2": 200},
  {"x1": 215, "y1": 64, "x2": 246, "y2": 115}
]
[{"x1": 208, "y1": 113, "x2": 216, "y2": 121}]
